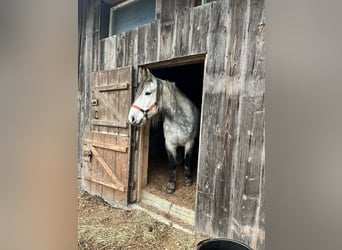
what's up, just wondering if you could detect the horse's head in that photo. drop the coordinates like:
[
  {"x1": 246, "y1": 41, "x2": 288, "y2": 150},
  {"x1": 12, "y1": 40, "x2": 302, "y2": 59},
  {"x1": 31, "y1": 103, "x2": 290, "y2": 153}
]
[{"x1": 128, "y1": 68, "x2": 160, "y2": 127}]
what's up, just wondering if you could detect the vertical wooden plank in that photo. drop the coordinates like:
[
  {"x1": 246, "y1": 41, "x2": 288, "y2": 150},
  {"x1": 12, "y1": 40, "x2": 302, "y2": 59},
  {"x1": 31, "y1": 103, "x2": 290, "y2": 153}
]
[
  {"x1": 245, "y1": 111, "x2": 265, "y2": 198},
  {"x1": 102, "y1": 38, "x2": 115, "y2": 70},
  {"x1": 92, "y1": 0, "x2": 100, "y2": 32},
  {"x1": 174, "y1": 8, "x2": 190, "y2": 57},
  {"x1": 101, "y1": 134, "x2": 116, "y2": 202},
  {"x1": 195, "y1": 191, "x2": 213, "y2": 235},
  {"x1": 155, "y1": 0, "x2": 162, "y2": 20},
  {"x1": 92, "y1": 31, "x2": 100, "y2": 72},
  {"x1": 116, "y1": 66, "x2": 131, "y2": 205},
  {"x1": 145, "y1": 22, "x2": 159, "y2": 64},
  {"x1": 175, "y1": 0, "x2": 190, "y2": 13},
  {"x1": 132, "y1": 28, "x2": 139, "y2": 67},
  {"x1": 82, "y1": 140, "x2": 92, "y2": 193},
  {"x1": 91, "y1": 133, "x2": 103, "y2": 196},
  {"x1": 196, "y1": 92, "x2": 239, "y2": 237},
  {"x1": 190, "y1": 5, "x2": 210, "y2": 55},
  {"x1": 116, "y1": 33, "x2": 125, "y2": 67},
  {"x1": 115, "y1": 135, "x2": 130, "y2": 205},
  {"x1": 97, "y1": 71, "x2": 109, "y2": 133},
  {"x1": 99, "y1": 39, "x2": 105, "y2": 71},
  {"x1": 124, "y1": 29, "x2": 137, "y2": 67},
  {"x1": 160, "y1": 0, "x2": 175, "y2": 23},
  {"x1": 91, "y1": 0, "x2": 101, "y2": 72},
  {"x1": 240, "y1": 0, "x2": 265, "y2": 97},
  {"x1": 159, "y1": 23, "x2": 174, "y2": 61},
  {"x1": 117, "y1": 67, "x2": 130, "y2": 135},
  {"x1": 112, "y1": 37, "x2": 117, "y2": 69},
  {"x1": 203, "y1": 1, "x2": 229, "y2": 92},
  {"x1": 90, "y1": 72, "x2": 99, "y2": 132},
  {"x1": 231, "y1": 97, "x2": 264, "y2": 248},
  {"x1": 108, "y1": 70, "x2": 119, "y2": 135},
  {"x1": 82, "y1": 133, "x2": 92, "y2": 193},
  {"x1": 137, "y1": 25, "x2": 146, "y2": 65}
]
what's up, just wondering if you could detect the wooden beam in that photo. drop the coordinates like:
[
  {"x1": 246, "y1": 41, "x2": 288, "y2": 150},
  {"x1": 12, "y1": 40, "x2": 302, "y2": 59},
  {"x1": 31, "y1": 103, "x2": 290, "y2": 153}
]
[
  {"x1": 93, "y1": 82, "x2": 129, "y2": 92},
  {"x1": 141, "y1": 190, "x2": 195, "y2": 225},
  {"x1": 91, "y1": 119, "x2": 127, "y2": 128},
  {"x1": 143, "y1": 54, "x2": 205, "y2": 69},
  {"x1": 84, "y1": 139, "x2": 128, "y2": 153},
  {"x1": 84, "y1": 175, "x2": 125, "y2": 192}
]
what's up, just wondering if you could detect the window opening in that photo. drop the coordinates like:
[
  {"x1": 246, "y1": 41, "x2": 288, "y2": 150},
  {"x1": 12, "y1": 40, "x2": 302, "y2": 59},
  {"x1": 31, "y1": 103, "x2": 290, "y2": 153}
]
[{"x1": 109, "y1": 0, "x2": 156, "y2": 36}]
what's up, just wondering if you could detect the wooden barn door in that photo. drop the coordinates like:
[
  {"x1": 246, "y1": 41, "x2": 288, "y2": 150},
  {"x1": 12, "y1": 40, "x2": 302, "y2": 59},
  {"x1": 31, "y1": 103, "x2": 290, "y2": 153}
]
[{"x1": 81, "y1": 66, "x2": 132, "y2": 206}]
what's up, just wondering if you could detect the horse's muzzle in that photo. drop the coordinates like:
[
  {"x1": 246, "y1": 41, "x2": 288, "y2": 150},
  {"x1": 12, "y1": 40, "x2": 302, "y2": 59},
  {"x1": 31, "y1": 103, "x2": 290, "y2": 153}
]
[{"x1": 128, "y1": 115, "x2": 144, "y2": 127}]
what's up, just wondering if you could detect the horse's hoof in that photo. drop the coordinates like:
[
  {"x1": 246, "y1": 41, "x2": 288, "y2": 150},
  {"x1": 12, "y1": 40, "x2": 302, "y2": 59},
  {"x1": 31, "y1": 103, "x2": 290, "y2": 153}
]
[
  {"x1": 166, "y1": 182, "x2": 176, "y2": 194},
  {"x1": 185, "y1": 177, "x2": 192, "y2": 187}
]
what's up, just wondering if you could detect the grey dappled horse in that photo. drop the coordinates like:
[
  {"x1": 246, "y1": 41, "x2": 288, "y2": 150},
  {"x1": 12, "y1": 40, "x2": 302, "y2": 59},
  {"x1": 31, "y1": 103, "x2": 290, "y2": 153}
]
[{"x1": 128, "y1": 68, "x2": 199, "y2": 194}]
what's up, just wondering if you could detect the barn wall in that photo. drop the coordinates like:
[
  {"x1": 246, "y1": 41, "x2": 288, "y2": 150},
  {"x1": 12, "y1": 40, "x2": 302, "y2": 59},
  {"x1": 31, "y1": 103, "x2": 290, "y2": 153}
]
[
  {"x1": 79, "y1": 0, "x2": 95, "y2": 175},
  {"x1": 99, "y1": 0, "x2": 211, "y2": 70},
  {"x1": 196, "y1": 1, "x2": 265, "y2": 248},
  {"x1": 79, "y1": 0, "x2": 265, "y2": 249}
]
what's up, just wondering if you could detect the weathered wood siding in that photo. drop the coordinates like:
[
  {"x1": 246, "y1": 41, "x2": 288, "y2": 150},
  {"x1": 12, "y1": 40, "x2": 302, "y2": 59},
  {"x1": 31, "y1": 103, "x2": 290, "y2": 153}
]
[
  {"x1": 78, "y1": 0, "x2": 101, "y2": 175},
  {"x1": 79, "y1": 0, "x2": 265, "y2": 249},
  {"x1": 100, "y1": 1, "x2": 211, "y2": 70},
  {"x1": 196, "y1": 1, "x2": 265, "y2": 249}
]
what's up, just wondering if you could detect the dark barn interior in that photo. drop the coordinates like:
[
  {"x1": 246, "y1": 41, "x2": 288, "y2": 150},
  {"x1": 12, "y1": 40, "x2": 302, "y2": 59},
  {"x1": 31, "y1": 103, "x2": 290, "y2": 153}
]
[{"x1": 144, "y1": 63, "x2": 204, "y2": 210}]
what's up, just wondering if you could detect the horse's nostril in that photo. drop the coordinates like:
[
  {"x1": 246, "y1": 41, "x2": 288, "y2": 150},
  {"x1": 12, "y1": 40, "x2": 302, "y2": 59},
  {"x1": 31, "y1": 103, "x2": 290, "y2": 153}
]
[{"x1": 130, "y1": 116, "x2": 135, "y2": 123}]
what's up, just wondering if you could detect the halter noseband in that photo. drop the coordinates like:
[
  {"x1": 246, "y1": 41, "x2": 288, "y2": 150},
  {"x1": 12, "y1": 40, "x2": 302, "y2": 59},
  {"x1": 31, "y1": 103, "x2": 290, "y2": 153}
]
[
  {"x1": 131, "y1": 102, "x2": 158, "y2": 119},
  {"x1": 131, "y1": 79, "x2": 162, "y2": 119}
]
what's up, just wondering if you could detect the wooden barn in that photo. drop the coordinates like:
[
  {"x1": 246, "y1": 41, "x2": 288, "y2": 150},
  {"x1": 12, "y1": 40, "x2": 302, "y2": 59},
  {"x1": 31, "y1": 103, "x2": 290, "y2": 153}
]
[{"x1": 78, "y1": 0, "x2": 265, "y2": 249}]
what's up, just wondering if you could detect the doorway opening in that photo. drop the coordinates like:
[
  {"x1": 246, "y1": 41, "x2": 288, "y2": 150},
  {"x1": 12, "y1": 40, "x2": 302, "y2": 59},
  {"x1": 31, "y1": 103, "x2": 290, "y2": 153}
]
[{"x1": 140, "y1": 62, "x2": 204, "y2": 215}]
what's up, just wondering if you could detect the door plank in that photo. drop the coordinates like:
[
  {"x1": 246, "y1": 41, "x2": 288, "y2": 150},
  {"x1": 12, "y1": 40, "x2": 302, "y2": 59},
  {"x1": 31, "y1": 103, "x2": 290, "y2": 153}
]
[
  {"x1": 92, "y1": 89, "x2": 127, "y2": 124},
  {"x1": 84, "y1": 175, "x2": 125, "y2": 192},
  {"x1": 87, "y1": 144, "x2": 125, "y2": 190},
  {"x1": 84, "y1": 139, "x2": 128, "y2": 153},
  {"x1": 93, "y1": 82, "x2": 129, "y2": 91},
  {"x1": 91, "y1": 119, "x2": 127, "y2": 128}
]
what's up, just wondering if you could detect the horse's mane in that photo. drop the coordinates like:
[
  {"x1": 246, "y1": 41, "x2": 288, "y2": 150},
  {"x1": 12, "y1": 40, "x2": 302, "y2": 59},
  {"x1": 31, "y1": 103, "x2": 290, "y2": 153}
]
[{"x1": 150, "y1": 112, "x2": 161, "y2": 128}]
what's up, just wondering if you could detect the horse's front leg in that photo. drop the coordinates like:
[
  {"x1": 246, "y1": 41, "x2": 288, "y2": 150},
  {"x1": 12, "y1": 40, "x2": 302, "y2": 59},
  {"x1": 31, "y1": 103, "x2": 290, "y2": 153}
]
[
  {"x1": 184, "y1": 141, "x2": 195, "y2": 187},
  {"x1": 165, "y1": 142, "x2": 179, "y2": 194}
]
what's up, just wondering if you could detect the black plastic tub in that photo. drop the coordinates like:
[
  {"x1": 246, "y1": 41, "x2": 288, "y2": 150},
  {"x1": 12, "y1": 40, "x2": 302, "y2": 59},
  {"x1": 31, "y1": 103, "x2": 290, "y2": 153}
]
[{"x1": 197, "y1": 238, "x2": 252, "y2": 250}]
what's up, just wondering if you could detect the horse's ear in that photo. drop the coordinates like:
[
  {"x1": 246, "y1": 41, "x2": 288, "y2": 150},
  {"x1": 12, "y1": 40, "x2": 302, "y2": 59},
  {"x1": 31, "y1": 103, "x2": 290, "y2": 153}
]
[{"x1": 140, "y1": 68, "x2": 152, "y2": 80}]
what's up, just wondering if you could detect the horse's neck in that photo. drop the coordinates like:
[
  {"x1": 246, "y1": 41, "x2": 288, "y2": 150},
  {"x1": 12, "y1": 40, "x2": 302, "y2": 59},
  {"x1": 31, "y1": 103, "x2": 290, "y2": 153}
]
[{"x1": 160, "y1": 81, "x2": 185, "y2": 120}]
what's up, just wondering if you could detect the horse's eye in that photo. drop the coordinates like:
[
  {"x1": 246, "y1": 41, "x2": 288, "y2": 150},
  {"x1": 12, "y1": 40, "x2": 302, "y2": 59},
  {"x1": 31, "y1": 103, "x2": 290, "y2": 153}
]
[{"x1": 145, "y1": 92, "x2": 151, "y2": 95}]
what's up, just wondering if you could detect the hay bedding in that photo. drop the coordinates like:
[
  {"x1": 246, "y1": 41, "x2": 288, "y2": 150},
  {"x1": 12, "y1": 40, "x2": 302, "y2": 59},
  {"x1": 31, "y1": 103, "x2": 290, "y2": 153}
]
[
  {"x1": 78, "y1": 191, "x2": 205, "y2": 249},
  {"x1": 146, "y1": 155, "x2": 197, "y2": 211}
]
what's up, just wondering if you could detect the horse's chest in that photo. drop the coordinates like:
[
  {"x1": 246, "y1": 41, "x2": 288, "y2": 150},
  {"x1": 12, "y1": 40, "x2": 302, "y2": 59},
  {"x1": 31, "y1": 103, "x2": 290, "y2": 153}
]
[{"x1": 163, "y1": 120, "x2": 193, "y2": 145}]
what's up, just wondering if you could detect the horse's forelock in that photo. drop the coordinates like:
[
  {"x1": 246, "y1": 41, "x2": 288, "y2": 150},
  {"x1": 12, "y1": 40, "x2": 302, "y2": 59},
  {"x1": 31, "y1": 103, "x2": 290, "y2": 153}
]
[
  {"x1": 135, "y1": 74, "x2": 160, "y2": 98},
  {"x1": 135, "y1": 79, "x2": 149, "y2": 97}
]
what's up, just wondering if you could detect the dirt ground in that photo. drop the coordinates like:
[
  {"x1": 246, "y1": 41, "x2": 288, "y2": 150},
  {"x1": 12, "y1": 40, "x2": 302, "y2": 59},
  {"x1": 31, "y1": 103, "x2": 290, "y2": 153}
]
[
  {"x1": 146, "y1": 154, "x2": 197, "y2": 210},
  {"x1": 78, "y1": 191, "x2": 206, "y2": 250}
]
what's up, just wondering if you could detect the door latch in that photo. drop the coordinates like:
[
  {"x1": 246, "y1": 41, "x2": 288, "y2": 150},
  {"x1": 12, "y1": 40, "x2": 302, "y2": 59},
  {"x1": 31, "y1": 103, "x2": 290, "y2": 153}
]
[
  {"x1": 91, "y1": 99, "x2": 98, "y2": 106},
  {"x1": 83, "y1": 150, "x2": 92, "y2": 161}
]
